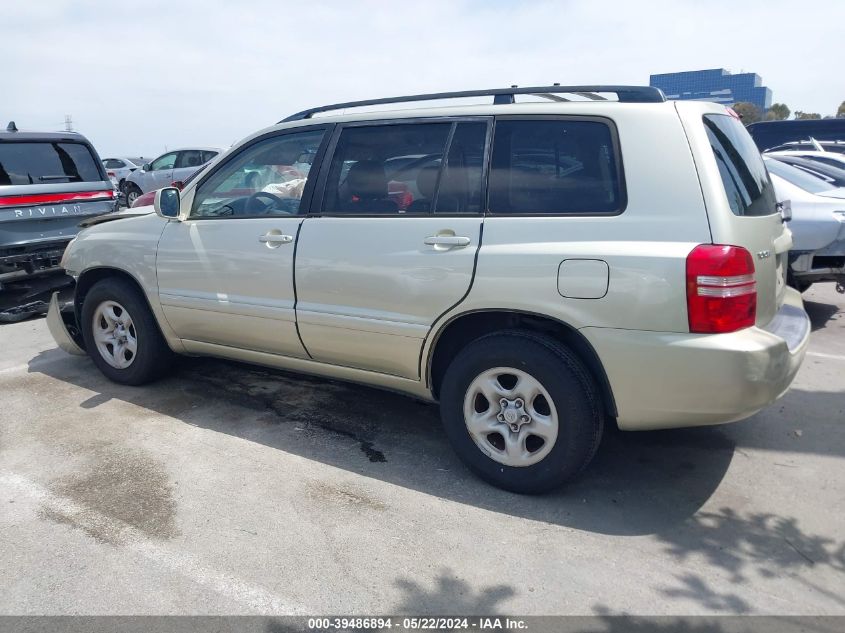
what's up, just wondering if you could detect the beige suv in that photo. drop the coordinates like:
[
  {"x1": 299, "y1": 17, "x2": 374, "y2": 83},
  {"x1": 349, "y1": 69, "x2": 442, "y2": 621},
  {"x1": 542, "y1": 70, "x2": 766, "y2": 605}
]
[{"x1": 48, "y1": 85, "x2": 811, "y2": 493}]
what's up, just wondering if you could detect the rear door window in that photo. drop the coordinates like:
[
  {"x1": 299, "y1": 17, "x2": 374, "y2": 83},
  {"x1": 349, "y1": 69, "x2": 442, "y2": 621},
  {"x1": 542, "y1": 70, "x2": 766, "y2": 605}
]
[
  {"x1": 488, "y1": 118, "x2": 623, "y2": 214},
  {"x1": 704, "y1": 114, "x2": 777, "y2": 216},
  {"x1": 175, "y1": 150, "x2": 205, "y2": 169},
  {"x1": 322, "y1": 123, "x2": 452, "y2": 214},
  {"x1": 322, "y1": 121, "x2": 488, "y2": 215},
  {"x1": 0, "y1": 141, "x2": 103, "y2": 185}
]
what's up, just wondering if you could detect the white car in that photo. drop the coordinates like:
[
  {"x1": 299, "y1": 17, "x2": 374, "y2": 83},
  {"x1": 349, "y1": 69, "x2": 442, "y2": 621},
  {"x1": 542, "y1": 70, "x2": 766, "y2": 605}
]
[
  {"x1": 123, "y1": 147, "x2": 221, "y2": 207},
  {"x1": 101, "y1": 157, "x2": 146, "y2": 194},
  {"x1": 765, "y1": 158, "x2": 845, "y2": 293},
  {"x1": 47, "y1": 85, "x2": 810, "y2": 493},
  {"x1": 766, "y1": 149, "x2": 845, "y2": 171}
]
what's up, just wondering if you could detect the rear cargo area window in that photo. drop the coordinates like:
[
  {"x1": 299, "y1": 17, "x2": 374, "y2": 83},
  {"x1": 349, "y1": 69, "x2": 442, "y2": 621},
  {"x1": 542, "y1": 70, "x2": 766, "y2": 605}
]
[
  {"x1": 704, "y1": 114, "x2": 777, "y2": 217},
  {"x1": 488, "y1": 119, "x2": 623, "y2": 214},
  {"x1": 0, "y1": 142, "x2": 102, "y2": 185}
]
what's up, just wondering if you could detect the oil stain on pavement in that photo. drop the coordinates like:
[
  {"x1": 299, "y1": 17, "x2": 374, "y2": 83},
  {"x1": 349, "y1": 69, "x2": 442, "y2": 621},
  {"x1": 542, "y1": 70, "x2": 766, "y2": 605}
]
[{"x1": 41, "y1": 447, "x2": 178, "y2": 545}]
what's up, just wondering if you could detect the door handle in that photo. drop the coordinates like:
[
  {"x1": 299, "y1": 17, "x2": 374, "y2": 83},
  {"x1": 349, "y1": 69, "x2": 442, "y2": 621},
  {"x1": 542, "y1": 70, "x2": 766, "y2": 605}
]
[
  {"x1": 259, "y1": 233, "x2": 293, "y2": 245},
  {"x1": 424, "y1": 235, "x2": 471, "y2": 248}
]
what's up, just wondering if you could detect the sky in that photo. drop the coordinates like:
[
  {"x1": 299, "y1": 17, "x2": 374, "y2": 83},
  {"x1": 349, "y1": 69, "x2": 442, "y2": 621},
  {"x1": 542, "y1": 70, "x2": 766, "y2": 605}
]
[{"x1": 3, "y1": 0, "x2": 843, "y2": 158}]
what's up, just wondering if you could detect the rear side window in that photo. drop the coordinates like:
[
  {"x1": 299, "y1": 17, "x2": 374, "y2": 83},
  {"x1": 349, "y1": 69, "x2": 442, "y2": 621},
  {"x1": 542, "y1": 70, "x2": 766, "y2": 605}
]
[
  {"x1": 704, "y1": 114, "x2": 777, "y2": 216},
  {"x1": 0, "y1": 142, "x2": 102, "y2": 185},
  {"x1": 488, "y1": 119, "x2": 623, "y2": 214}
]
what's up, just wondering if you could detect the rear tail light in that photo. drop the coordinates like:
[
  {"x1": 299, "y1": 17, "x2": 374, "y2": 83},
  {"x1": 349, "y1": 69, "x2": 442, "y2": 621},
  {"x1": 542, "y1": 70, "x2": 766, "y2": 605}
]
[{"x1": 686, "y1": 244, "x2": 756, "y2": 333}]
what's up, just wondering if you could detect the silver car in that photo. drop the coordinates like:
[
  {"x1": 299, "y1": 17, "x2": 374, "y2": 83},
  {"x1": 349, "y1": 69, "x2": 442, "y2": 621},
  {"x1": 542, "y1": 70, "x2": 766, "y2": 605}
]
[
  {"x1": 123, "y1": 147, "x2": 221, "y2": 206},
  {"x1": 765, "y1": 157, "x2": 845, "y2": 292}
]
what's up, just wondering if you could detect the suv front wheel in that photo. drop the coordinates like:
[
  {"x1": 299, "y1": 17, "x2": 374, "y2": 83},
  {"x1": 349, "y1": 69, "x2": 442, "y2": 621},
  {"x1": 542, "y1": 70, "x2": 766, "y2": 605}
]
[
  {"x1": 80, "y1": 278, "x2": 173, "y2": 385},
  {"x1": 439, "y1": 331, "x2": 604, "y2": 493}
]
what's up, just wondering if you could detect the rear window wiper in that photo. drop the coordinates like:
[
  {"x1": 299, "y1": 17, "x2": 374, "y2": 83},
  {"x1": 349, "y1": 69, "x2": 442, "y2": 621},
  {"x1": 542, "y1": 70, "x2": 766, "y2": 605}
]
[{"x1": 38, "y1": 175, "x2": 73, "y2": 181}]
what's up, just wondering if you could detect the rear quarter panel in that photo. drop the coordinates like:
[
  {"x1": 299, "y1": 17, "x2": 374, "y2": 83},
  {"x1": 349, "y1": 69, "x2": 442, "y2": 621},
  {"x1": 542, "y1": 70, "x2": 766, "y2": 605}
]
[{"x1": 451, "y1": 103, "x2": 712, "y2": 333}]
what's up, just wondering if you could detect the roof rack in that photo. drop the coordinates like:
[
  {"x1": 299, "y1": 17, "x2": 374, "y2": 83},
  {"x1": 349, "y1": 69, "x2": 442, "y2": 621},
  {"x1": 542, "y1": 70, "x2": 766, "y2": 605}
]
[{"x1": 280, "y1": 85, "x2": 666, "y2": 122}]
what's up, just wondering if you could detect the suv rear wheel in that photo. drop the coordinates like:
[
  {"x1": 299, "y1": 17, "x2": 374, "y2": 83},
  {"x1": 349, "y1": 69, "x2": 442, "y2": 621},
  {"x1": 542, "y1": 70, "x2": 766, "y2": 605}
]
[
  {"x1": 80, "y1": 278, "x2": 173, "y2": 385},
  {"x1": 439, "y1": 331, "x2": 603, "y2": 493}
]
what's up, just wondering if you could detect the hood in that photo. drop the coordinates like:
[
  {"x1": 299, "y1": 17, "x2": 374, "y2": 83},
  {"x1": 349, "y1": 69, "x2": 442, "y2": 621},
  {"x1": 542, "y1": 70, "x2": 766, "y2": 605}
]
[{"x1": 78, "y1": 205, "x2": 154, "y2": 228}]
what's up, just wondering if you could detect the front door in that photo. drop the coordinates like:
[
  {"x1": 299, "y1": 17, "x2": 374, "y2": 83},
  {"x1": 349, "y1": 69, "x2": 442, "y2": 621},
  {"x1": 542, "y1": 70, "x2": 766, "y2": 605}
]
[
  {"x1": 156, "y1": 126, "x2": 330, "y2": 356},
  {"x1": 140, "y1": 151, "x2": 176, "y2": 192},
  {"x1": 295, "y1": 119, "x2": 489, "y2": 379}
]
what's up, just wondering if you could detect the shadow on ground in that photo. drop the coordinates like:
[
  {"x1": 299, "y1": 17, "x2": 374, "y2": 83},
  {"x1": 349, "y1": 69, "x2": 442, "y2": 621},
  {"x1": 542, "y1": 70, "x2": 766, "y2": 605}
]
[
  {"x1": 26, "y1": 343, "x2": 843, "y2": 542},
  {"x1": 804, "y1": 296, "x2": 842, "y2": 332}
]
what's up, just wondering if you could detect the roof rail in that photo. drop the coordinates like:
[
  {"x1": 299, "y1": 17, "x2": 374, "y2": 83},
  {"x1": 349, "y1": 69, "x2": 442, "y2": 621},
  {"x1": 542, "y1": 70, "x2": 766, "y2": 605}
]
[{"x1": 280, "y1": 85, "x2": 666, "y2": 122}]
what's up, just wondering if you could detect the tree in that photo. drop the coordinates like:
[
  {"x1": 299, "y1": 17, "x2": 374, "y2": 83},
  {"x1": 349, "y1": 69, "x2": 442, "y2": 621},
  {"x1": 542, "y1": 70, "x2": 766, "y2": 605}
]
[
  {"x1": 837, "y1": 101, "x2": 845, "y2": 118},
  {"x1": 765, "y1": 103, "x2": 790, "y2": 121},
  {"x1": 731, "y1": 101, "x2": 762, "y2": 124},
  {"x1": 794, "y1": 111, "x2": 822, "y2": 120}
]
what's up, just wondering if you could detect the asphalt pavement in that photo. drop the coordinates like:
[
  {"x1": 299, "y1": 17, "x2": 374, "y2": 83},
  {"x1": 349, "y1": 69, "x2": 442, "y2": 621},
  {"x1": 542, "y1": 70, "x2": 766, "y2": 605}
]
[{"x1": 1, "y1": 285, "x2": 843, "y2": 615}]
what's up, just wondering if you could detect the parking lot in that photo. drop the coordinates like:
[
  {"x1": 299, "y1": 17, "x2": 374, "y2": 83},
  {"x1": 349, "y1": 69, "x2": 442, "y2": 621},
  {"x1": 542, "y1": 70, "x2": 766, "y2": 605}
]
[{"x1": 0, "y1": 284, "x2": 843, "y2": 616}]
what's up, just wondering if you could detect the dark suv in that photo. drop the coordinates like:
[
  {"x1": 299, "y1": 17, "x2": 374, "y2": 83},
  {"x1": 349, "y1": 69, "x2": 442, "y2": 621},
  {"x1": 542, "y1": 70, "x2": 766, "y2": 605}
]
[{"x1": 0, "y1": 122, "x2": 116, "y2": 289}]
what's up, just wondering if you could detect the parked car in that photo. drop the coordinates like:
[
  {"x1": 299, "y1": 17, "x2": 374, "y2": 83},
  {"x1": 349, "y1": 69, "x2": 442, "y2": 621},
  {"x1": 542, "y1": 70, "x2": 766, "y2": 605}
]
[
  {"x1": 768, "y1": 154, "x2": 845, "y2": 188},
  {"x1": 102, "y1": 157, "x2": 146, "y2": 194},
  {"x1": 130, "y1": 167, "x2": 207, "y2": 208},
  {"x1": 1, "y1": 121, "x2": 117, "y2": 289},
  {"x1": 747, "y1": 118, "x2": 845, "y2": 152},
  {"x1": 764, "y1": 157, "x2": 845, "y2": 293},
  {"x1": 766, "y1": 140, "x2": 845, "y2": 155},
  {"x1": 123, "y1": 147, "x2": 221, "y2": 207},
  {"x1": 765, "y1": 149, "x2": 845, "y2": 171},
  {"x1": 47, "y1": 85, "x2": 810, "y2": 493}
]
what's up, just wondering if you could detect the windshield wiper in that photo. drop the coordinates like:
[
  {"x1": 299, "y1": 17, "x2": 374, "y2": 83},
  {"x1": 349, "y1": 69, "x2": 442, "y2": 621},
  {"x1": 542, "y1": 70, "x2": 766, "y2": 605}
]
[{"x1": 38, "y1": 175, "x2": 73, "y2": 181}]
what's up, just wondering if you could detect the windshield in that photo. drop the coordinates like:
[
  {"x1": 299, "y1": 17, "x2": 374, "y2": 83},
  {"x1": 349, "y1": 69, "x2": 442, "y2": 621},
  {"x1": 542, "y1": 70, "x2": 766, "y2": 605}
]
[
  {"x1": 764, "y1": 158, "x2": 836, "y2": 195},
  {"x1": 0, "y1": 141, "x2": 103, "y2": 185}
]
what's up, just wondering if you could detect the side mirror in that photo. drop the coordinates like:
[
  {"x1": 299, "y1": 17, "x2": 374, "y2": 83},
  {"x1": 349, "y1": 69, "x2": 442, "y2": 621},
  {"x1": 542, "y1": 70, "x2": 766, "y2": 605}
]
[
  {"x1": 154, "y1": 187, "x2": 181, "y2": 220},
  {"x1": 143, "y1": 163, "x2": 152, "y2": 172}
]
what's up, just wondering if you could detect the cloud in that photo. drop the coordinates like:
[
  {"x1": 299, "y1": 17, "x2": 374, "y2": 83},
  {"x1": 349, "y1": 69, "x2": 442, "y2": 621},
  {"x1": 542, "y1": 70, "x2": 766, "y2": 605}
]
[{"x1": 2, "y1": 0, "x2": 841, "y2": 157}]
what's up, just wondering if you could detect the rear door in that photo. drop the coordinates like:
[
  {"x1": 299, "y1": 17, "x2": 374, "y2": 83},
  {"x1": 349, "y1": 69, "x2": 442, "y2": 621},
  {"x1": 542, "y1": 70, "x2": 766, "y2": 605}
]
[
  {"x1": 172, "y1": 150, "x2": 205, "y2": 185},
  {"x1": 294, "y1": 118, "x2": 489, "y2": 379},
  {"x1": 686, "y1": 108, "x2": 788, "y2": 325}
]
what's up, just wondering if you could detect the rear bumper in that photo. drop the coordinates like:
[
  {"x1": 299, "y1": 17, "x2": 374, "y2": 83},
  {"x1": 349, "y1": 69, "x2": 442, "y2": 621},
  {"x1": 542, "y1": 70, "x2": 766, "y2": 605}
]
[
  {"x1": 582, "y1": 287, "x2": 811, "y2": 430},
  {"x1": 0, "y1": 241, "x2": 69, "y2": 283}
]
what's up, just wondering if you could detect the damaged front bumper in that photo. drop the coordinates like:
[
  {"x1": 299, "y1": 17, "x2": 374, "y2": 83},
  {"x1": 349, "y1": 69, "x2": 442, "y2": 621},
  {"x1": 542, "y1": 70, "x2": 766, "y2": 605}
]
[{"x1": 46, "y1": 291, "x2": 86, "y2": 355}]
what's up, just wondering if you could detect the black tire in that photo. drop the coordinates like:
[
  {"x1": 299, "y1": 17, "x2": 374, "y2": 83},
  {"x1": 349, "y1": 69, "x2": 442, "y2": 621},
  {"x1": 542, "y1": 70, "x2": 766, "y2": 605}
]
[
  {"x1": 439, "y1": 331, "x2": 604, "y2": 494},
  {"x1": 80, "y1": 278, "x2": 173, "y2": 385},
  {"x1": 125, "y1": 183, "x2": 143, "y2": 208}
]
